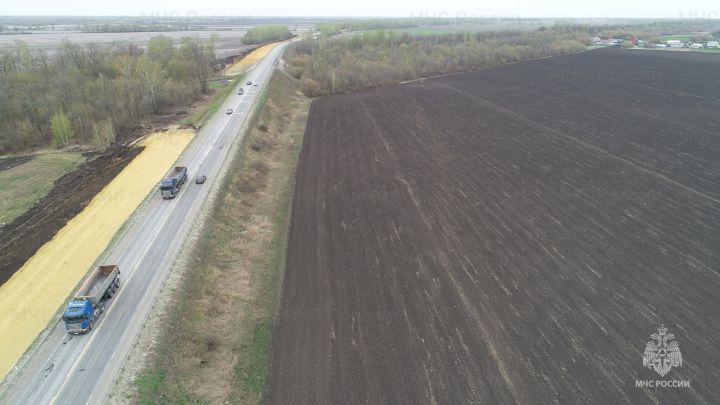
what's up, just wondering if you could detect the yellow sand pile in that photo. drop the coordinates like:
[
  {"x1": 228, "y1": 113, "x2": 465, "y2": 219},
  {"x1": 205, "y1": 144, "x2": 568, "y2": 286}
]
[
  {"x1": 0, "y1": 129, "x2": 194, "y2": 380},
  {"x1": 224, "y1": 42, "x2": 281, "y2": 76}
]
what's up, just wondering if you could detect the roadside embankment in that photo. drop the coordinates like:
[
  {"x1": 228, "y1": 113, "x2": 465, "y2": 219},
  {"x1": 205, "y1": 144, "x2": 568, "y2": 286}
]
[
  {"x1": 0, "y1": 129, "x2": 194, "y2": 380},
  {"x1": 0, "y1": 147, "x2": 140, "y2": 285},
  {"x1": 224, "y1": 42, "x2": 283, "y2": 76},
  {"x1": 131, "y1": 70, "x2": 309, "y2": 404}
]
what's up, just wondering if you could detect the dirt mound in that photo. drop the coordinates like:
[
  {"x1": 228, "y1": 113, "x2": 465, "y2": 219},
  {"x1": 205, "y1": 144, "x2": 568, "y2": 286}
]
[
  {"x1": 0, "y1": 101, "x2": 206, "y2": 286},
  {"x1": 0, "y1": 145, "x2": 142, "y2": 286}
]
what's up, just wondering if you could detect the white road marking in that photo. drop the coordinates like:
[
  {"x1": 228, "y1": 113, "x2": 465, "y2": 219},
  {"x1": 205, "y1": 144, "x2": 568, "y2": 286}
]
[
  {"x1": 13, "y1": 42, "x2": 287, "y2": 405},
  {"x1": 49, "y1": 196, "x2": 180, "y2": 404}
]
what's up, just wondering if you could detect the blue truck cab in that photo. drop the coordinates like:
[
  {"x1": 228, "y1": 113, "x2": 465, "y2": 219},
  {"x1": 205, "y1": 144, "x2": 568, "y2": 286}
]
[
  {"x1": 63, "y1": 300, "x2": 98, "y2": 334},
  {"x1": 160, "y1": 166, "x2": 188, "y2": 199}
]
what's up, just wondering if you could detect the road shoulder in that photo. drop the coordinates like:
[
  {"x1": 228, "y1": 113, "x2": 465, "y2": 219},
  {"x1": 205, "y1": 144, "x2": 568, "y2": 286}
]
[{"x1": 110, "y1": 68, "x2": 310, "y2": 404}]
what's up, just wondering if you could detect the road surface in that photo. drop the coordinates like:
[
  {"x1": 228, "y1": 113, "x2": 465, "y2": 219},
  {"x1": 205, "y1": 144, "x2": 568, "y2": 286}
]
[{"x1": 0, "y1": 42, "x2": 287, "y2": 405}]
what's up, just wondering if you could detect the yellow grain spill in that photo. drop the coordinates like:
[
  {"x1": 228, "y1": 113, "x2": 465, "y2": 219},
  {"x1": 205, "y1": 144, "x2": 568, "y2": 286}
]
[
  {"x1": 224, "y1": 42, "x2": 280, "y2": 76},
  {"x1": 0, "y1": 129, "x2": 194, "y2": 380}
]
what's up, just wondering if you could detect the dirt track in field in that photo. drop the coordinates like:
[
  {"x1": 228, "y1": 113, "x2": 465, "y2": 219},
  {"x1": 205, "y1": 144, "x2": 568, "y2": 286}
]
[
  {"x1": 267, "y1": 48, "x2": 720, "y2": 404},
  {"x1": 0, "y1": 156, "x2": 34, "y2": 172}
]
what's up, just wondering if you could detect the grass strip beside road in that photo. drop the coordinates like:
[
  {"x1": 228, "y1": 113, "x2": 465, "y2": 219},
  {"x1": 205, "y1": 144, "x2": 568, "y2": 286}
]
[
  {"x1": 135, "y1": 70, "x2": 310, "y2": 404},
  {"x1": 182, "y1": 76, "x2": 243, "y2": 128},
  {"x1": 181, "y1": 42, "x2": 286, "y2": 129},
  {"x1": 183, "y1": 42, "x2": 288, "y2": 128}
]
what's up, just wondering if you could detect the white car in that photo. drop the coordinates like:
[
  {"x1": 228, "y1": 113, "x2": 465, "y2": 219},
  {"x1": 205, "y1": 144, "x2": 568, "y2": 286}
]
[{"x1": 226, "y1": 108, "x2": 233, "y2": 115}]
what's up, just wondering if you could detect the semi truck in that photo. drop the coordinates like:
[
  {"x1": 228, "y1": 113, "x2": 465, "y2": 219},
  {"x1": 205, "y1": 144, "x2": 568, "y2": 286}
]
[
  {"x1": 62, "y1": 265, "x2": 120, "y2": 334},
  {"x1": 160, "y1": 166, "x2": 188, "y2": 199}
]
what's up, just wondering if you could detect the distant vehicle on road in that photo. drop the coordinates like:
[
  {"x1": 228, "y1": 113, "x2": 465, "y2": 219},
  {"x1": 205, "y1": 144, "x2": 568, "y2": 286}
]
[
  {"x1": 63, "y1": 265, "x2": 120, "y2": 334},
  {"x1": 195, "y1": 175, "x2": 207, "y2": 184},
  {"x1": 160, "y1": 166, "x2": 188, "y2": 199},
  {"x1": 253, "y1": 82, "x2": 259, "y2": 86},
  {"x1": 226, "y1": 108, "x2": 234, "y2": 115},
  {"x1": 238, "y1": 88, "x2": 244, "y2": 95},
  {"x1": 246, "y1": 80, "x2": 252, "y2": 85}
]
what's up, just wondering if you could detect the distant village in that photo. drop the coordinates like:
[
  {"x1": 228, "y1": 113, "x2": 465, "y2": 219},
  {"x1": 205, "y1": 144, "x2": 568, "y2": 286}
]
[{"x1": 593, "y1": 36, "x2": 720, "y2": 49}]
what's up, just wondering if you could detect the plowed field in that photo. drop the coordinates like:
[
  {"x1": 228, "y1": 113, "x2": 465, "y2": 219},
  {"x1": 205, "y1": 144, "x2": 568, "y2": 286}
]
[{"x1": 268, "y1": 48, "x2": 720, "y2": 404}]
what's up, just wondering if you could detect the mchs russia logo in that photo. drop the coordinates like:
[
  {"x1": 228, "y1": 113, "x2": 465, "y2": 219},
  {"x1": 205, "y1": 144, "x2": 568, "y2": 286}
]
[
  {"x1": 643, "y1": 325, "x2": 682, "y2": 377},
  {"x1": 636, "y1": 325, "x2": 690, "y2": 388}
]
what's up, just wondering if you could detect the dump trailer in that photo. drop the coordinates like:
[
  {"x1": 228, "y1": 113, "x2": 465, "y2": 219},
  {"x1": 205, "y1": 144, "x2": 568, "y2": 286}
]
[
  {"x1": 62, "y1": 265, "x2": 120, "y2": 334},
  {"x1": 160, "y1": 166, "x2": 188, "y2": 199}
]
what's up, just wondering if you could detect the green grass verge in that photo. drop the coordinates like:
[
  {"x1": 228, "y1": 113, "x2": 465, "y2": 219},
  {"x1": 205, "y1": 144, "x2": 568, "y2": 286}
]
[
  {"x1": 235, "y1": 320, "x2": 274, "y2": 394},
  {"x1": 0, "y1": 152, "x2": 84, "y2": 224},
  {"x1": 135, "y1": 370, "x2": 166, "y2": 405}
]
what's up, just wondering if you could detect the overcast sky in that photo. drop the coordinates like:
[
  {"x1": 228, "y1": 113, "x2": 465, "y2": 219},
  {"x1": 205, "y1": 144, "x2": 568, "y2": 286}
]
[{"x1": 2, "y1": 0, "x2": 720, "y2": 19}]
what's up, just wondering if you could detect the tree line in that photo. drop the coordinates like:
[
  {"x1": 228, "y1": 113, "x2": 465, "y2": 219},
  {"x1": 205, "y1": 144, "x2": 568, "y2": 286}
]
[
  {"x1": 316, "y1": 18, "x2": 453, "y2": 36},
  {"x1": 574, "y1": 19, "x2": 720, "y2": 42},
  {"x1": 80, "y1": 23, "x2": 192, "y2": 33},
  {"x1": 0, "y1": 26, "x2": 30, "y2": 35},
  {"x1": 0, "y1": 35, "x2": 218, "y2": 153},
  {"x1": 241, "y1": 25, "x2": 293, "y2": 45},
  {"x1": 286, "y1": 27, "x2": 589, "y2": 97}
]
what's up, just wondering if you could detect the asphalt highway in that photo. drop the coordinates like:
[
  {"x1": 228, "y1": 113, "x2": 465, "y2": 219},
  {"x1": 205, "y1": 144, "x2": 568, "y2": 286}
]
[{"x1": 0, "y1": 42, "x2": 287, "y2": 405}]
